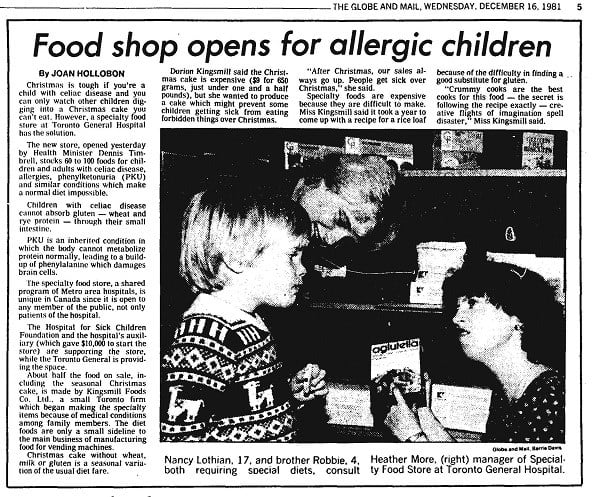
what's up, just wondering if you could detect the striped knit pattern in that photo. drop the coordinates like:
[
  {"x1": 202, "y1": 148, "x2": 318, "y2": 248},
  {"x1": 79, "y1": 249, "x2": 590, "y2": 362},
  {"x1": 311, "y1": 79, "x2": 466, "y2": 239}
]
[{"x1": 161, "y1": 311, "x2": 296, "y2": 442}]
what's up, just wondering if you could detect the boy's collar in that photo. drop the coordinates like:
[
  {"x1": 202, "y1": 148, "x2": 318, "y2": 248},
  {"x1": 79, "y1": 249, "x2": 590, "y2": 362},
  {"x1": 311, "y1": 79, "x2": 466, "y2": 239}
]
[{"x1": 185, "y1": 292, "x2": 268, "y2": 331}]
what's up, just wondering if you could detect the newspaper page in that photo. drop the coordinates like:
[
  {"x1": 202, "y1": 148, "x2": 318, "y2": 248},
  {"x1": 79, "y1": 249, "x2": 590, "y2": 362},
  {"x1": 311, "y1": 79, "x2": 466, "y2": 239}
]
[{"x1": 1, "y1": 0, "x2": 595, "y2": 493}]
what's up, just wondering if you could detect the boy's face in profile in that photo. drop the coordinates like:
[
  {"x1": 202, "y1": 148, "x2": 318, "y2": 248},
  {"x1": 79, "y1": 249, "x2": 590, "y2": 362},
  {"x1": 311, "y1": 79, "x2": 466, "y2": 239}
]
[{"x1": 243, "y1": 224, "x2": 309, "y2": 309}]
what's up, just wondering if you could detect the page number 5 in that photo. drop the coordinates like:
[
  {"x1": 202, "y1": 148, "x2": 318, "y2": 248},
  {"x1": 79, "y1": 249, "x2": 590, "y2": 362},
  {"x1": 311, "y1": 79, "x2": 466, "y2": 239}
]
[{"x1": 577, "y1": 3, "x2": 582, "y2": 9}]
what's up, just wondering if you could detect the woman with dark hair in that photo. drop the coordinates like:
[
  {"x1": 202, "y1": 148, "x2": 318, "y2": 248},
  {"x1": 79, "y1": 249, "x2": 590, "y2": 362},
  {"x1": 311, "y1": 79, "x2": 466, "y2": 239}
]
[{"x1": 383, "y1": 261, "x2": 565, "y2": 443}]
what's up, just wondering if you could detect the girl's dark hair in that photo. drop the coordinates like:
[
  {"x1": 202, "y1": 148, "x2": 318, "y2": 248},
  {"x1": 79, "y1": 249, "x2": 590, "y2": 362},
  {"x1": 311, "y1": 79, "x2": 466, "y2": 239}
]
[{"x1": 442, "y1": 261, "x2": 565, "y2": 371}]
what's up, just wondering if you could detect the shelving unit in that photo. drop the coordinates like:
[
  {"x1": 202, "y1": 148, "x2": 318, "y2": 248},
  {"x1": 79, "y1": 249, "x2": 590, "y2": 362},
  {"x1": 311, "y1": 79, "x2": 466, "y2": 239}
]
[
  {"x1": 399, "y1": 169, "x2": 566, "y2": 177},
  {"x1": 302, "y1": 301, "x2": 443, "y2": 314}
]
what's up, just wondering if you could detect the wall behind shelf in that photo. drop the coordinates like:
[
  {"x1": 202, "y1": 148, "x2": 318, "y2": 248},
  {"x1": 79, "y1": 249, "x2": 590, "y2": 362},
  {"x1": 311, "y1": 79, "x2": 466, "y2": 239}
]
[
  {"x1": 399, "y1": 175, "x2": 565, "y2": 257},
  {"x1": 161, "y1": 127, "x2": 566, "y2": 255}
]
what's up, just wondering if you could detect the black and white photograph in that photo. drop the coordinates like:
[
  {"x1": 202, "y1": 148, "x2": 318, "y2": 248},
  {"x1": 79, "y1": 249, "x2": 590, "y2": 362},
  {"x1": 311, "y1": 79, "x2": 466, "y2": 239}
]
[{"x1": 159, "y1": 128, "x2": 566, "y2": 444}]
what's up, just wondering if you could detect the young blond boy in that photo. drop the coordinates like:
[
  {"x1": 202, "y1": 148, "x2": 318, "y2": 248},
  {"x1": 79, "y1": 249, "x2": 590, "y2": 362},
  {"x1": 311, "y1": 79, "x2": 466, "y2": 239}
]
[{"x1": 161, "y1": 181, "x2": 327, "y2": 442}]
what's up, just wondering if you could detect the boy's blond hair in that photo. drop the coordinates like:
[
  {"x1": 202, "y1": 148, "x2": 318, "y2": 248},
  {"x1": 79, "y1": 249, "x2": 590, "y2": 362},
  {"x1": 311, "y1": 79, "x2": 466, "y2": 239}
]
[{"x1": 180, "y1": 180, "x2": 310, "y2": 293}]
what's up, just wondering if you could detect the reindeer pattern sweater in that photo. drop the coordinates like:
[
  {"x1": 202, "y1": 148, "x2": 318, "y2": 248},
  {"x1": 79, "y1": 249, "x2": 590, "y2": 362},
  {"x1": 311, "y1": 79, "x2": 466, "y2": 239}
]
[{"x1": 161, "y1": 293, "x2": 296, "y2": 442}]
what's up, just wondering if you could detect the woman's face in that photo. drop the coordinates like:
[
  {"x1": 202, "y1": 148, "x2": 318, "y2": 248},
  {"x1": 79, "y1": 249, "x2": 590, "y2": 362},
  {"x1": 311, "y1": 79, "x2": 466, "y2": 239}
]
[
  {"x1": 297, "y1": 182, "x2": 380, "y2": 245},
  {"x1": 452, "y1": 295, "x2": 518, "y2": 362}
]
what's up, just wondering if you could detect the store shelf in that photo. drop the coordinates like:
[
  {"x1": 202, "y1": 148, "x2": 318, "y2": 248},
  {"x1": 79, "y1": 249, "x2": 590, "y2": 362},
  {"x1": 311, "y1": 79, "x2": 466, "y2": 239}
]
[
  {"x1": 300, "y1": 301, "x2": 444, "y2": 314},
  {"x1": 399, "y1": 169, "x2": 566, "y2": 178}
]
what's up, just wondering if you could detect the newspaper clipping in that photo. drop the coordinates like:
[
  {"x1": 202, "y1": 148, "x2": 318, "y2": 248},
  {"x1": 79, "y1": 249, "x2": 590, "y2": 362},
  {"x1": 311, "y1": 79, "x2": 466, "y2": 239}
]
[{"x1": 1, "y1": 1, "x2": 591, "y2": 492}]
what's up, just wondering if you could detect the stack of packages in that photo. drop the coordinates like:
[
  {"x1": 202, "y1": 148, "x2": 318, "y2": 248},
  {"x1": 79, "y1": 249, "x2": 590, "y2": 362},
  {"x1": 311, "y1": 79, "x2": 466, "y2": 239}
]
[
  {"x1": 433, "y1": 130, "x2": 483, "y2": 170},
  {"x1": 344, "y1": 136, "x2": 414, "y2": 170},
  {"x1": 409, "y1": 241, "x2": 467, "y2": 305}
]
